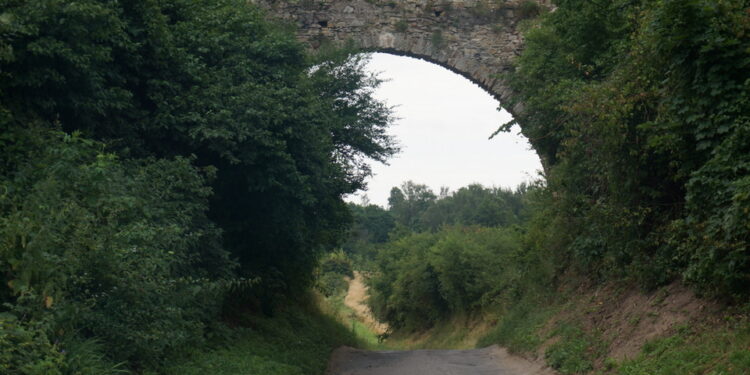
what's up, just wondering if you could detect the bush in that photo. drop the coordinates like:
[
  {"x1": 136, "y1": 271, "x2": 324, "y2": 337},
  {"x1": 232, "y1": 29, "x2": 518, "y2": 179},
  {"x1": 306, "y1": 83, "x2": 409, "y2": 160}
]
[
  {"x1": 319, "y1": 251, "x2": 355, "y2": 278},
  {"x1": 517, "y1": 1, "x2": 542, "y2": 20},
  {"x1": 477, "y1": 296, "x2": 554, "y2": 353},
  {"x1": 0, "y1": 313, "x2": 63, "y2": 375},
  {"x1": 0, "y1": 131, "x2": 234, "y2": 368},
  {"x1": 367, "y1": 226, "x2": 537, "y2": 330},
  {"x1": 503, "y1": 0, "x2": 750, "y2": 299},
  {"x1": 315, "y1": 250, "x2": 354, "y2": 297},
  {"x1": 544, "y1": 324, "x2": 602, "y2": 374},
  {"x1": 316, "y1": 272, "x2": 350, "y2": 298},
  {"x1": 1, "y1": 0, "x2": 395, "y2": 369}
]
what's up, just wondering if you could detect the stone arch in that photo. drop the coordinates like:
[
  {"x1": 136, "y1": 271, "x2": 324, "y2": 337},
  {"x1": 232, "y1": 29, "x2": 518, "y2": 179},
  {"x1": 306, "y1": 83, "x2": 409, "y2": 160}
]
[{"x1": 254, "y1": 0, "x2": 550, "y2": 117}]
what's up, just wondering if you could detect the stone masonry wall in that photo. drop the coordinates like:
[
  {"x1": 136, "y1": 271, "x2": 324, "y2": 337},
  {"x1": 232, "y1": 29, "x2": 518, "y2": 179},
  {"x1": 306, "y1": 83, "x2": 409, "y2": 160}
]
[{"x1": 253, "y1": 0, "x2": 550, "y2": 116}]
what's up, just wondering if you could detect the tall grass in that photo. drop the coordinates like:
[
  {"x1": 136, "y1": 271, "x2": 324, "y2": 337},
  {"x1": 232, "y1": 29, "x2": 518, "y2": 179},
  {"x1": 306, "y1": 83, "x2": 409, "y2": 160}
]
[
  {"x1": 616, "y1": 320, "x2": 750, "y2": 375},
  {"x1": 320, "y1": 291, "x2": 383, "y2": 349},
  {"x1": 477, "y1": 296, "x2": 556, "y2": 353},
  {"x1": 161, "y1": 299, "x2": 359, "y2": 375}
]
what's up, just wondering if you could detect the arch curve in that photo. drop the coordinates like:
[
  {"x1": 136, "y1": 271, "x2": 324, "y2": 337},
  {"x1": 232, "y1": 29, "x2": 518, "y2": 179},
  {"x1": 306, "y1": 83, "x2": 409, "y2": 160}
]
[{"x1": 254, "y1": 0, "x2": 548, "y2": 117}]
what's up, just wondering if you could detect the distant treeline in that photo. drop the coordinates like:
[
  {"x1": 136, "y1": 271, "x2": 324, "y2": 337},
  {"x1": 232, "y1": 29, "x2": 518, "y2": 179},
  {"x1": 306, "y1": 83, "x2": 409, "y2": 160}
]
[
  {"x1": 0, "y1": 0, "x2": 393, "y2": 372},
  {"x1": 343, "y1": 182, "x2": 530, "y2": 261}
]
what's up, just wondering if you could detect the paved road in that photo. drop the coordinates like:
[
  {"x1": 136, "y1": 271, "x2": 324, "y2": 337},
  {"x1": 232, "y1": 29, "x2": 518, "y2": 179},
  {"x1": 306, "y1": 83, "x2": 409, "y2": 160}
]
[{"x1": 327, "y1": 346, "x2": 556, "y2": 375}]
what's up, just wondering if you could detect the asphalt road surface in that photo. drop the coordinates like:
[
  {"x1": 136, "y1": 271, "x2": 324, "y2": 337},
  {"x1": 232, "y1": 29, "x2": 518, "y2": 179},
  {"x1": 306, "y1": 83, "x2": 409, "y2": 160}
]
[{"x1": 326, "y1": 346, "x2": 556, "y2": 375}]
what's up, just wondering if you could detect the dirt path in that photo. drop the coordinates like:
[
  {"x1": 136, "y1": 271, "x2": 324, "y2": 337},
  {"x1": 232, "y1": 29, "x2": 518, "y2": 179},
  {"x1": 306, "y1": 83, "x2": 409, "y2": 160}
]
[
  {"x1": 344, "y1": 271, "x2": 388, "y2": 335},
  {"x1": 326, "y1": 345, "x2": 556, "y2": 375}
]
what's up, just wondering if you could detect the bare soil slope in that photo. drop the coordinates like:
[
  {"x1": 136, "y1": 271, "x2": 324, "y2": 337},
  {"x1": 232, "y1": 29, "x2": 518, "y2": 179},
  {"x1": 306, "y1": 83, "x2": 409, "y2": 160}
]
[{"x1": 537, "y1": 281, "x2": 720, "y2": 364}]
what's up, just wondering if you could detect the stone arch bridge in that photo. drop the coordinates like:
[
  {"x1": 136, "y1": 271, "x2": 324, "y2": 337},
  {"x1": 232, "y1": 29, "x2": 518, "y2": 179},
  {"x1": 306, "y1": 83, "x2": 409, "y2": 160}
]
[{"x1": 254, "y1": 0, "x2": 550, "y2": 117}]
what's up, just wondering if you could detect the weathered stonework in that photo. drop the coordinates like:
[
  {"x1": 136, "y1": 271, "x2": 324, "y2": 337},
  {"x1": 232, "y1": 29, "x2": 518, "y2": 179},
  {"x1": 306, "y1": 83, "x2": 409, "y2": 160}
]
[{"x1": 254, "y1": 0, "x2": 549, "y2": 116}]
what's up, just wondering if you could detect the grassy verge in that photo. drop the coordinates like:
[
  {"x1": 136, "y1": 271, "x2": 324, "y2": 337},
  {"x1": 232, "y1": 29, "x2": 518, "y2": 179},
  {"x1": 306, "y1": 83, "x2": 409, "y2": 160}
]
[
  {"x1": 615, "y1": 319, "x2": 750, "y2": 375},
  {"x1": 387, "y1": 313, "x2": 492, "y2": 350},
  {"x1": 160, "y1": 297, "x2": 359, "y2": 375},
  {"x1": 477, "y1": 295, "x2": 557, "y2": 354},
  {"x1": 320, "y1": 291, "x2": 383, "y2": 349},
  {"x1": 475, "y1": 287, "x2": 750, "y2": 375},
  {"x1": 476, "y1": 295, "x2": 608, "y2": 375},
  {"x1": 544, "y1": 323, "x2": 607, "y2": 374}
]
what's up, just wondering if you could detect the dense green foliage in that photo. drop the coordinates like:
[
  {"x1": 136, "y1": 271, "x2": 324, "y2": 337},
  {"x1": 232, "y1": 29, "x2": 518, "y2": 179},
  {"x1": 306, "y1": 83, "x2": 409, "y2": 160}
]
[
  {"x1": 502, "y1": 0, "x2": 750, "y2": 297},
  {"x1": 426, "y1": 1, "x2": 750, "y2": 371},
  {"x1": 315, "y1": 250, "x2": 355, "y2": 297},
  {"x1": 476, "y1": 296, "x2": 554, "y2": 353},
  {"x1": 0, "y1": 0, "x2": 393, "y2": 371},
  {"x1": 544, "y1": 323, "x2": 606, "y2": 374},
  {"x1": 368, "y1": 226, "x2": 531, "y2": 330},
  {"x1": 1, "y1": 132, "x2": 233, "y2": 369},
  {"x1": 386, "y1": 181, "x2": 528, "y2": 233},
  {"x1": 342, "y1": 202, "x2": 395, "y2": 264},
  {"x1": 1, "y1": 0, "x2": 395, "y2": 297}
]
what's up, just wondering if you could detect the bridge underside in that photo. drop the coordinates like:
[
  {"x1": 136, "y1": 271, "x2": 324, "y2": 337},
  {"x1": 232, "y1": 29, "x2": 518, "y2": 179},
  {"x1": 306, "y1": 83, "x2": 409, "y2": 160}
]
[{"x1": 254, "y1": 0, "x2": 547, "y2": 117}]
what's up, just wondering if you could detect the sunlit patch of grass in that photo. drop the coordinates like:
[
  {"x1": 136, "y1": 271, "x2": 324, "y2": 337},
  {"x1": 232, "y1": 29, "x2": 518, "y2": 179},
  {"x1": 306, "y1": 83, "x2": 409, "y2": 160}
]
[
  {"x1": 318, "y1": 290, "x2": 399, "y2": 350},
  {"x1": 391, "y1": 314, "x2": 490, "y2": 350}
]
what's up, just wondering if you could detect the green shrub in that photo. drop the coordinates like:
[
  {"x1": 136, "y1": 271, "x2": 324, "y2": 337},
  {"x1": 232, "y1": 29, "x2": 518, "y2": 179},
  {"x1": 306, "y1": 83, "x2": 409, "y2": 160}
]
[
  {"x1": 477, "y1": 297, "x2": 554, "y2": 353},
  {"x1": 0, "y1": 313, "x2": 63, "y2": 375},
  {"x1": 319, "y1": 251, "x2": 355, "y2": 278},
  {"x1": 544, "y1": 324, "x2": 601, "y2": 374},
  {"x1": 517, "y1": 1, "x2": 542, "y2": 20},
  {"x1": 316, "y1": 272, "x2": 349, "y2": 298},
  {"x1": 0, "y1": 132, "x2": 234, "y2": 368},
  {"x1": 315, "y1": 250, "x2": 354, "y2": 297},
  {"x1": 59, "y1": 338, "x2": 127, "y2": 375},
  {"x1": 504, "y1": 0, "x2": 750, "y2": 299},
  {"x1": 368, "y1": 226, "x2": 541, "y2": 330},
  {"x1": 367, "y1": 232, "x2": 445, "y2": 330}
]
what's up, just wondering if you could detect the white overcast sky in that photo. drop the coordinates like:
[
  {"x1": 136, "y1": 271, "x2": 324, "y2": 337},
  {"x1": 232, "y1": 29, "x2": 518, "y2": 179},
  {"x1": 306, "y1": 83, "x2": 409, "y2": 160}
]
[{"x1": 347, "y1": 53, "x2": 542, "y2": 207}]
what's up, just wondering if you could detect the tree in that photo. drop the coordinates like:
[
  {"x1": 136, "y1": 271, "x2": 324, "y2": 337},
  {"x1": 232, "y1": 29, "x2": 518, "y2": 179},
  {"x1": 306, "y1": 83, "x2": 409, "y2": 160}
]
[
  {"x1": 0, "y1": 0, "x2": 397, "y2": 370},
  {"x1": 0, "y1": 0, "x2": 396, "y2": 301},
  {"x1": 388, "y1": 181, "x2": 436, "y2": 231},
  {"x1": 505, "y1": 0, "x2": 750, "y2": 295},
  {"x1": 421, "y1": 184, "x2": 518, "y2": 230}
]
